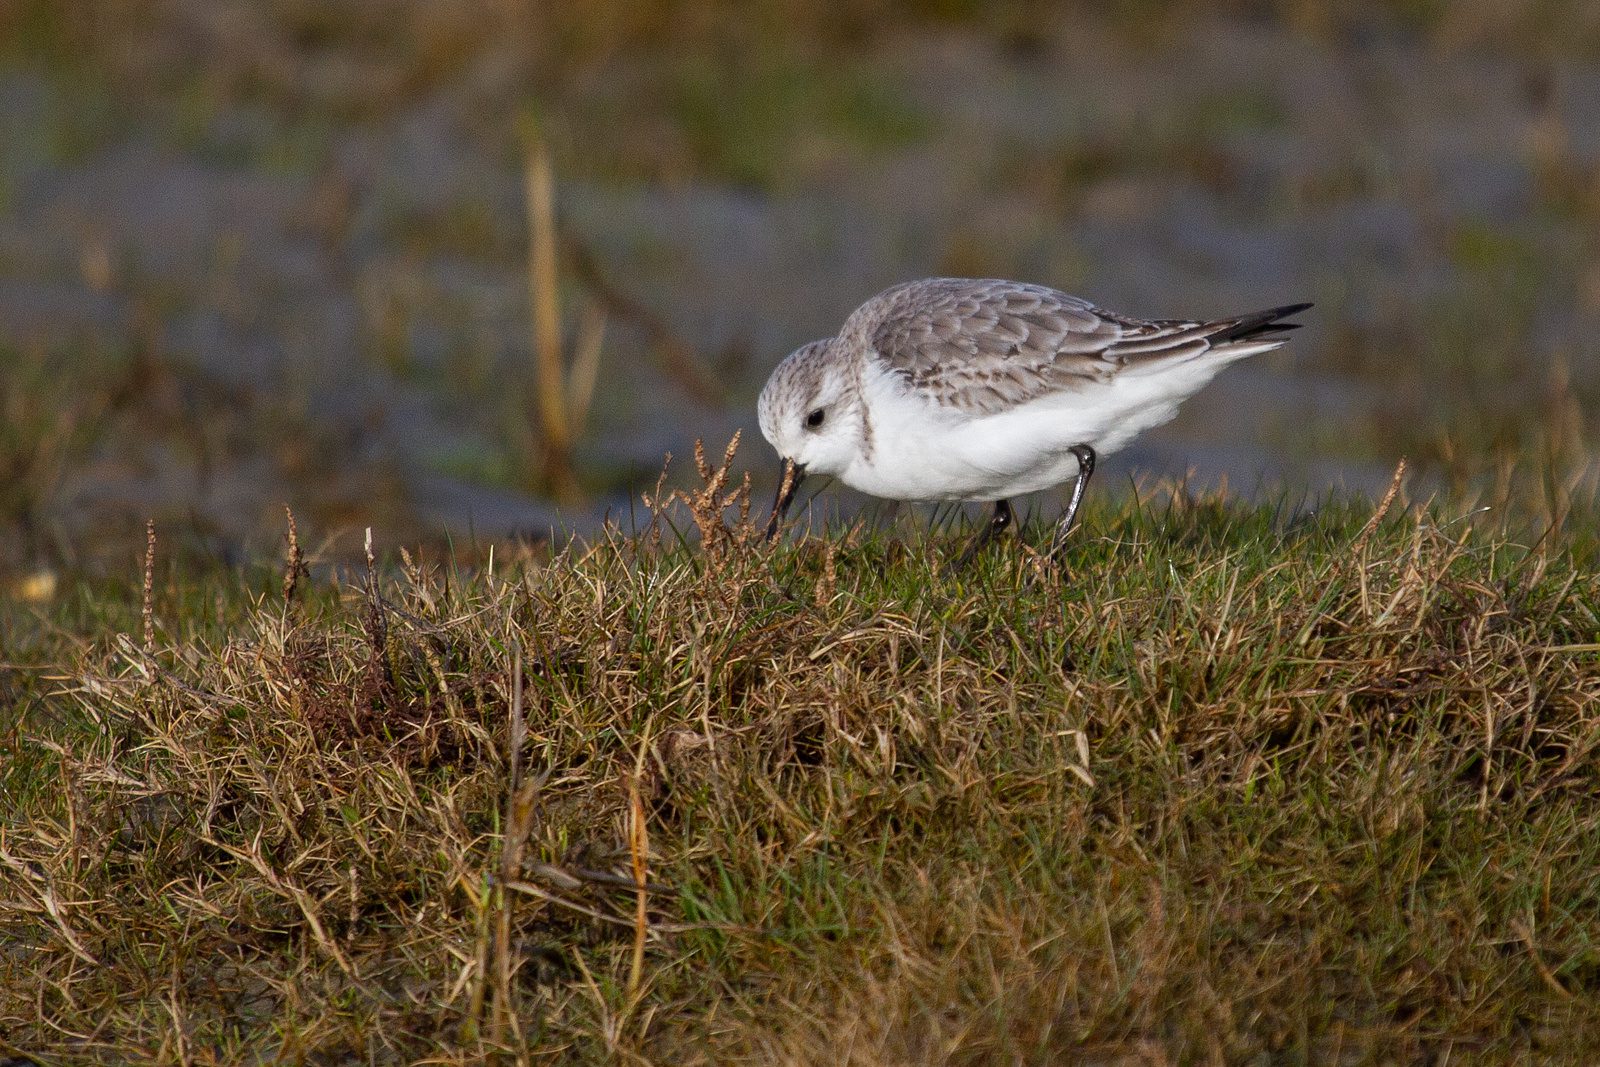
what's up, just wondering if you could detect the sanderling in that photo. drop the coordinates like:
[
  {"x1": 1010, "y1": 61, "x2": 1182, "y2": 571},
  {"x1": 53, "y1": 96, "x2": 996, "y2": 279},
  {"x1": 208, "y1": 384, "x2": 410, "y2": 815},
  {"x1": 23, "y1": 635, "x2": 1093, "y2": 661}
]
[{"x1": 758, "y1": 277, "x2": 1310, "y2": 563}]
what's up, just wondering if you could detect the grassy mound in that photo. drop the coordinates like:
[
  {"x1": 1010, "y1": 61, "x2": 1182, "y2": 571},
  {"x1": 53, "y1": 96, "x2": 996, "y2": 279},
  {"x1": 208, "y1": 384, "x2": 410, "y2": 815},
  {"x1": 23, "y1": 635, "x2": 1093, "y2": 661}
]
[{"x1": 4, "y1": 482, "x2": 1600, "y2": 1063}]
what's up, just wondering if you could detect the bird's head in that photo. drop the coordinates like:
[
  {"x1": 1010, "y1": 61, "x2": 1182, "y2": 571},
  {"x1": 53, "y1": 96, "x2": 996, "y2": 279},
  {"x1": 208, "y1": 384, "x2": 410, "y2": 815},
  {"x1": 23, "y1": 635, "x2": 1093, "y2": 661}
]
[{"x1": 757, "y1": 337, "x2": 858, "y2": 537}]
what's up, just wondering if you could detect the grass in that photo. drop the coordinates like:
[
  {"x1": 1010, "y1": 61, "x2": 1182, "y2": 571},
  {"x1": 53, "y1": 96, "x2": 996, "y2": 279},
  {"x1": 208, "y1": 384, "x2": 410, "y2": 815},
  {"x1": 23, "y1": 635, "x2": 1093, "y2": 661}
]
[{"x1": 4, "y1": 447, "x2": 1600, "y2": 1063}]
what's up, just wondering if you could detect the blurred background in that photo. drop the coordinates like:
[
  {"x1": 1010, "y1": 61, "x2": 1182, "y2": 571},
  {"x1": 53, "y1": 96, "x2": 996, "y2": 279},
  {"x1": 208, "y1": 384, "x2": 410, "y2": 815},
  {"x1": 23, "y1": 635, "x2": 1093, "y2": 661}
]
[{"x1": 2, "y1": 0, "x2": 1598, "y2": 578}]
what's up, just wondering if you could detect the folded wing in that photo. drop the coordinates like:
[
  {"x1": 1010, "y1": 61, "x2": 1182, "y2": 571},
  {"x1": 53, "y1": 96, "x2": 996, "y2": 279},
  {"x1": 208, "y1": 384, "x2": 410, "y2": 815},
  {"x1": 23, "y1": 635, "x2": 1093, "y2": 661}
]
[{"x1": 868, "y1": 277, "x2": 1310, "y2": 418}]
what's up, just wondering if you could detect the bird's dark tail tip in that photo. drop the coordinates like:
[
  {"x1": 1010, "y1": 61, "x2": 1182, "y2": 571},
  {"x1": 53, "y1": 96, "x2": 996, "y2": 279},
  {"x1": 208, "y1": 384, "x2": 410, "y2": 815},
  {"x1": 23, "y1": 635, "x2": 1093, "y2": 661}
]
[{"x1": 1212, "y1": 302, "x2": 1314, "y2": 343}]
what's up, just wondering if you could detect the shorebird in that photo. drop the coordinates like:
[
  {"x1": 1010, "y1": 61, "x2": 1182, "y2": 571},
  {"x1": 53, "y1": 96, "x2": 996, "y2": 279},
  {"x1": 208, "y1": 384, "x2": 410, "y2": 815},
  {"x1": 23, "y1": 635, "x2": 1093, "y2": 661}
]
[{"x1": 757, "y1": 277, "x2": 1310, "y2": 564}]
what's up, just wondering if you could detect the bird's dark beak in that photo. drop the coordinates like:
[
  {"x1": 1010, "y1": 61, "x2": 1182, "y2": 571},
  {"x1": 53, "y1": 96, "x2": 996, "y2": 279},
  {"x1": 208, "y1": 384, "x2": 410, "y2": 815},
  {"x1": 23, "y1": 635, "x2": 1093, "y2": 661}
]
[{"x1": 764, "y1": 459, "x2": 806, "y2": 541}]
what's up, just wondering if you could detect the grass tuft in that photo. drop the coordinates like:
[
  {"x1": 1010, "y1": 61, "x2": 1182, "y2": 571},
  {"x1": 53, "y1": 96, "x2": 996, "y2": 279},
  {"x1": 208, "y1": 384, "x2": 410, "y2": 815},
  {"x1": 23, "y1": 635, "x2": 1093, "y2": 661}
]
[{"x1": 4, "y1": 478, "x2": 1600, "y2": 1061}]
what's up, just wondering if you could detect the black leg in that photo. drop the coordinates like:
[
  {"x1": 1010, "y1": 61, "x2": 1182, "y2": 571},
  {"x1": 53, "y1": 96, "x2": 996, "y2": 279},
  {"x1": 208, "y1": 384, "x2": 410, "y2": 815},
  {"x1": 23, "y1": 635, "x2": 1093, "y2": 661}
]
[
  {"x1": 1050, "y1": 446, "x2": 1096, "y2": 556},
  {"x1": 952, "y1": 499, "x2": 1013, "y2": 571}
]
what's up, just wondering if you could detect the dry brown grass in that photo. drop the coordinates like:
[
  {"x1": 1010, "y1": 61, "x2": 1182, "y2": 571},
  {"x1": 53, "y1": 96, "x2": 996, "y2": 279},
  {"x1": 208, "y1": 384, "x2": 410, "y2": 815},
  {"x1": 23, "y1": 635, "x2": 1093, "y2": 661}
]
[
  {"x1": 4, "y1": 453, "x2": 1600, "y2": 1062},
  {"x1": 524, "y1": 131, "x2": 605, "y2": 504}
]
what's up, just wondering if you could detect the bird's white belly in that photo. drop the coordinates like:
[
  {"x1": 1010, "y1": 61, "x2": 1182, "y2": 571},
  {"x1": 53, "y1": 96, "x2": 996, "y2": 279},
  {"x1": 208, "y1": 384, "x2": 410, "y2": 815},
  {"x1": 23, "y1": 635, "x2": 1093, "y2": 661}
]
[
  {"x1": 839, "y1": 365, "x2": 1216, "y2": 502},
  {"x1": 842, "y1": 411, "x2": 1093, "y2": 501}
]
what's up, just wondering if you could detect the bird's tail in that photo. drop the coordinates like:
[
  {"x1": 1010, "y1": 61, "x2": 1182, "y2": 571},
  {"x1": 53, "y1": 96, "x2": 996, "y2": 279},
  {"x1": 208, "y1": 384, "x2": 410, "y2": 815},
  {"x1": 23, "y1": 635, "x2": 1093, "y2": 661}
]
[
  {"x1": 1113, "y1": 302, "x2": 1314, "y2": 373},
  {"x1": 1208, "y1": 302, "x2": 1314, "y2": 346},
  {"x1": 1187, "y1": 301, "x2": 1314, "y2": 364}
]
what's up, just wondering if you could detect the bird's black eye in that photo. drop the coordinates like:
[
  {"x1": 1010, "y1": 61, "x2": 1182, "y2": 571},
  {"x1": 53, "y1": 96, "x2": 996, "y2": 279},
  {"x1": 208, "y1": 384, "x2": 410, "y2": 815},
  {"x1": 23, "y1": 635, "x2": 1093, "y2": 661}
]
[{"x1": 806, "y1": 408, "x2": 825, "y2": 429}]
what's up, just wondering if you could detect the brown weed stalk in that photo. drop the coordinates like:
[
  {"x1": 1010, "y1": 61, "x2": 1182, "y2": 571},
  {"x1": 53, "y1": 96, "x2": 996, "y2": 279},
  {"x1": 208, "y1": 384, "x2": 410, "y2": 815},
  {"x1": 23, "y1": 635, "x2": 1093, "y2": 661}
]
[
  {"x1": 673, "y1": 432, "x2": 753, "y2": 561},
  {"x1": 526, "y1": 130, "x2": 605, "y2": 504},
  {"x1": 283, "y1": 505, "x2": 306, "y2": 604},
  {"x1": 141, "y1": 519, "x2": 156, "y2": 654}
]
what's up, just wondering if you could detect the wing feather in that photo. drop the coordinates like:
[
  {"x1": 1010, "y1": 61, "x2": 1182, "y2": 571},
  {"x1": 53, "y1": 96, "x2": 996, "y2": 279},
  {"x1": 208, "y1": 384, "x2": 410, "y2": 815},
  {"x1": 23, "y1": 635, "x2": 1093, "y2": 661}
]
[{"x1": 863, "y1": 279, "x2": 1306, "y2": 417}]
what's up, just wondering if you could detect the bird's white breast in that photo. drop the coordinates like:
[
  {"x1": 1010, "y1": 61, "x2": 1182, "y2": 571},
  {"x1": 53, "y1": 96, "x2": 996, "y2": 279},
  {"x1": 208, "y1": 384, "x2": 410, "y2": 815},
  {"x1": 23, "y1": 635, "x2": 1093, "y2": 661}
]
[{"x1": 838, "y1": 352, "x2": 1242, "y2": 501}]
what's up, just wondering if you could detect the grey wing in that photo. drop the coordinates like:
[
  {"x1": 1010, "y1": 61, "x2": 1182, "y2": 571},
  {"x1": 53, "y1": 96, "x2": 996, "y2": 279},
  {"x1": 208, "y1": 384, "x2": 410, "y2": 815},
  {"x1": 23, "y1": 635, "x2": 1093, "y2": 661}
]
[{"x1": 869, "y1": 279, "x2": 1223, "y2": 417}]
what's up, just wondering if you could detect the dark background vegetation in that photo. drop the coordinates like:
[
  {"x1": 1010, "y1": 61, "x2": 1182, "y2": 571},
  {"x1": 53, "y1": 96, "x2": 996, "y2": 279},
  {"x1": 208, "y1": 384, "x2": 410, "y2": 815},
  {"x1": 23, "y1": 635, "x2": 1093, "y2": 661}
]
[{"x1": 2, "y1": 0, "x2": 1599, "y2": 580}]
